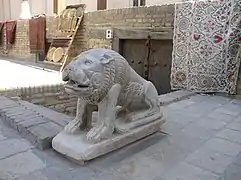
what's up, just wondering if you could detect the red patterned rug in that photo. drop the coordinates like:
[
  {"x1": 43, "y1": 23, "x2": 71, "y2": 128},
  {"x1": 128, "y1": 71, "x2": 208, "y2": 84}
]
[
  {"x1": 6, "y1": 20, "x2": 16, "y2": 44},
  {"x1": 0, "y1": 22, "x2": 4, "y2": 44},
  {"x1": 171, "y1": 0, "x2": 241, "y2": 94},
  {"x1": 29, "y1": 16, "x2": 46, "y2": 54},
  {"x1": 0, "y1": 22, "x2": 4, "y2": 33}
]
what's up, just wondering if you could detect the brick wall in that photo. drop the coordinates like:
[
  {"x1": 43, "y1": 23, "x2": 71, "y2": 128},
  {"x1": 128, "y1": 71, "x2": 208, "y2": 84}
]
[
  {"x1": 20, "y1": 85, "x2": 78, "y2": 116},
  {"x1": 0, "y1": 17, "x2": 58, "y2": 61},
  {"x1": 67, "y1": 5, "x2": 175, "y2": 61},
  {"x1": 0, "y1": 5, "x2": 175, "y2": 115},
  {"x1": 8, "y1": 20, "x2": 35, "y2": 61},
  {"x1": 0, "y1": 84, "x2": 78, "y2": 116},
  {"x1": 0, "y1": 25, "x2": 6, "y2": 55},
  {"x1": 46, "y1": 16, "x2": 58, "y2": 39},
  {"x1": 1, "y1": 5, "x2": 175, "y2": 63},
  {"x1": 1, "y1": 4, "x2": 241, "y2": 96},
  {"x1": 46, "y1": 16, "x2": 75, "y2": 39},
  {"x1": 0, "y1": 20, "x2": 35, "y2": 61}
]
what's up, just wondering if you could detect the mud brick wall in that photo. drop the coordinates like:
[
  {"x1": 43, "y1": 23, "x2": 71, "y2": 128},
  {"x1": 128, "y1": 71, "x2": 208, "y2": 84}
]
[
  {"x1": 0, "y1": 20, "x2": 35, "y2": 61},
  {"x1": 0, "y1": 84, "x2": 78, "y2": 116},
  {"x1": 0, "y1": 17, "x2": 57, "y2": 61},
  {"x1": 8, "y1": 20, "x2": 35, "y2": 61},
  {"x1": 46, "y1": 16, "x2": 58, "y2": 39},
  {"x1": 20, "y1": 85, "x2": 78, "y2": 116},
  {"x1": 0, "y1": 25, "x2": 6, "y2": 55},
  {"x1": 67, "y1": 4, "x2": 175, "y2": 61},
  {"x1": 2, "y1": 5, "x2": 175, "y2": 115}
]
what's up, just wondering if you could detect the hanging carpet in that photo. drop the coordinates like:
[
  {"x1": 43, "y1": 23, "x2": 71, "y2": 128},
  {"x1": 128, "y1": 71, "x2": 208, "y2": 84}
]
[
  {"x1": 0, "y1": 21, "x2": 4, "y2": 44},
  {"x1": 171, "y1": 0, "x2": 241, "y2": 94},
  {"x1": 0, "y1": 22, "x2": 4, "y2": 34},
  {"x1": 6, "y1": 20, "x2": 16, "y2": 44},
  {"x1": 29, "y1": 16, "x2": 46, "y2": 54}
]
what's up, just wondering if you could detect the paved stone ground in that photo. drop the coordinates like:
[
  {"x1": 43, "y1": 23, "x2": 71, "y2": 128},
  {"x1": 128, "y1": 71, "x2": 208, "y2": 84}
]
[
  {"x1": 0, "y1": 90, "x2": 194, "y2": 151},
  {"x1": 0, "y1": 93, "x2": 241, "y2": 179},
  {"x1": 0, "y1": 58, "x2": 62, "y2": 90}
]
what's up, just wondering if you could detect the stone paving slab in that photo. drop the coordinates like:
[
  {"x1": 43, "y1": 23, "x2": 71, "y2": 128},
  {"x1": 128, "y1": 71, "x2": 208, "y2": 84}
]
[
  {"x1": 17, "y1": 100, "x2": 72, "y2": 126},
  {"x1": 0, "y1": 150, "x2": 47, "y2": 179},
  {"x1": 163, "y1": 162, "x2": 219, "y2": 180},
  {"x1": 219, "y1": 163, "x2": 241, "y2": 180},
  {"x1": 185, "y1": 147, "x2": 234, "y2": 174},
  {"x1": 159, "y1": 90, "x2": 196, "y2": 105},
  {"x1": 0, "y1": 139, "x2": 34, "y2": 160}
]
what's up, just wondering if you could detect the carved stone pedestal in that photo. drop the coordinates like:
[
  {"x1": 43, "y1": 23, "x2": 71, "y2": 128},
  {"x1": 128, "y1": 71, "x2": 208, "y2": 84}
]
[{"x1": 52, "y1": 118, "x2": 165, "y2": 165}]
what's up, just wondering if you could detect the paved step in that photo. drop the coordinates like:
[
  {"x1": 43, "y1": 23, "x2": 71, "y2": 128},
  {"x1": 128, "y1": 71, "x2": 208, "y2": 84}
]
[
  {"x1": 0, "y1": 90, "x2": 195, "y2": 150},
  {"x1": 0, "y1": 96, "x2": 71, "y2": 150},
  {"x1": 159, "y1": 90, "x2": 196, "y2": 106}
]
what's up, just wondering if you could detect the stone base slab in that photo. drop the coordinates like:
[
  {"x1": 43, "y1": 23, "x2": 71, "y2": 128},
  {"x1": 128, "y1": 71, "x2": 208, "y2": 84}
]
[{"x1": 52, "y1": 118, "x2": 165, "y2": 165}]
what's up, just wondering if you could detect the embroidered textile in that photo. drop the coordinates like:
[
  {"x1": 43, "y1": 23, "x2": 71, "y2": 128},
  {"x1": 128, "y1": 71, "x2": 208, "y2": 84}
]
[{"x1": 171, "y1": 0, "x2": 241, "y2": 94}]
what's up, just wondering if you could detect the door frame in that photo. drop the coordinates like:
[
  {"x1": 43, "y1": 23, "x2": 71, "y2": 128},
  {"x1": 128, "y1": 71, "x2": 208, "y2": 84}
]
[
  {"x1": 111, "y1": 27, "x2": 173, "y2": 94},
  {"x1": 112, "y1": 27, "x2": 173, "y2": 53}
]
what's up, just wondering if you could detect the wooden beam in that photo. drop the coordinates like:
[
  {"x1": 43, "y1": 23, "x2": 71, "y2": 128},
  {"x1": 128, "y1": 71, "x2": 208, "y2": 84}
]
[
  {"x1": 88, "y1": 27, "x2": 173, "y2": 40},
  {"x1": 113, "y1": 27, "x2": 173, "y2": 40}
]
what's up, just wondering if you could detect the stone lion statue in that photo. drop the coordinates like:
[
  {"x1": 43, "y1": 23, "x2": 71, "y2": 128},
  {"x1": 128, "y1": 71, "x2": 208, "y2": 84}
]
[{"x1": 62, "y1": 48, "x2": 163, "y2": 143}]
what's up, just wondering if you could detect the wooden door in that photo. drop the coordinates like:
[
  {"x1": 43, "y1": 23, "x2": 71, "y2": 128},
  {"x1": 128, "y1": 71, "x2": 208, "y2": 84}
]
[
  {"x1": 148, "y1": 40, "x2": 172, "y2": 94},
  {"x1": 120, "y1": 39, "x2": 146, "y2": 78},
  {"x1": 119, "y1": 39, "x2": 172, "y2": 95},
  {"x1": 97, "y1": 0, "x2": 107, "y2": 10}
]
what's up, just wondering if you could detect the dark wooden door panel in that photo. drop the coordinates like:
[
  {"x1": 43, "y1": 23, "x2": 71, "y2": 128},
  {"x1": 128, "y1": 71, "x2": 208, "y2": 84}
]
[
  {"x1": 148, "y1": 40, "x2": 172, "y2": 94},
  {"x1": 53, "y1": 0, "x2": 58, "y2": 14},
  {"x1": 121, "y1": 39, "x2": 146, "y2": 78},
  {"x1": 119, "y1": 39, "x2": 172, "y2": 95},
  {"x1": 97, "y1": 0, "x2": 107, "y2": 10}
]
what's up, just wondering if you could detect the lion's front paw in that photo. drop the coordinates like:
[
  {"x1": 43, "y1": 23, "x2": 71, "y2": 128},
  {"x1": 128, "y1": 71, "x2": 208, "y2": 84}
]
[
  {"x1": 86, "y1": 123, "x2": 114, "y2": 143},
  {"x1": 64, "y1": 118, "x2": 82, "y2": 134}
]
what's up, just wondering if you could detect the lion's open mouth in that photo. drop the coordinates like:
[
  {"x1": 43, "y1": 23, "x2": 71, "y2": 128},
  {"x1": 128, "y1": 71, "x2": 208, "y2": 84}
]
[{"x1": 64, "y1": 79, "x2": 89, "y2": 90}]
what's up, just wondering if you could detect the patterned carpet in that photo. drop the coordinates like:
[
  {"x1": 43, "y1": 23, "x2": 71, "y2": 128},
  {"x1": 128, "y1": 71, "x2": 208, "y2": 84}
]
[{"x1": 171, "y1": 0, "x2": 241, "y2": 94}]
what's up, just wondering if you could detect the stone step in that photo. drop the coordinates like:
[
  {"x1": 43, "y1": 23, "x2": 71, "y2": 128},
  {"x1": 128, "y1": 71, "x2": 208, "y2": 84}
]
[
  {"x1": 0, "y1": 96, "x2": 71, "y2": 150},
  {"x1": 0, "y1": 90, "x2": 195, "y2": 151},
  {"x1": 159, "y1": 90, "x2": 196, "y2": 106}
]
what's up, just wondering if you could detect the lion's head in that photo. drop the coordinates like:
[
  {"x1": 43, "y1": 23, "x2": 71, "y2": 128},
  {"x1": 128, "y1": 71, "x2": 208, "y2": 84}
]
[{"x1": 62, "y1": 49, "x2": 118, "y2": 104}]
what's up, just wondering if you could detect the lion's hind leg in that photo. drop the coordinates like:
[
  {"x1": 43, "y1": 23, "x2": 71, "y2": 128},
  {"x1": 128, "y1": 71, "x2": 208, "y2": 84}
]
[{"x1": 115, "y1": 81, "x2": 163, "y2": 133}]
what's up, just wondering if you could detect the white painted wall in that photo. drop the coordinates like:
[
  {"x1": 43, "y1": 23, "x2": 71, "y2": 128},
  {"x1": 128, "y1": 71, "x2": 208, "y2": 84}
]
[
  {"x1": 9, "y1": 0, "x2": 22, "y2": 20},
  {"x1": 0, "y1": 0, "x2": 55, "y2": 21},
  {"x1": 107, "y1": 0, "x2": 131, "y2": 9},
  {"x1": 81, "y1": 0, "x2": 183, "y2": 12},
  {"x1": 0, "y1": 0, "x2": 3, "y2": 21},
  {"x1": 0, "y1": 0, "x2": 182, "y2": 21},
  {"x1": 30, "y1": 0, "x2": 45, "y2": 16},
  {"x1": 80, "y1": 0, "x2": 97, "y2": 12},
  {"x1": 146, "y1": 0, "x2": 183, "y2": 6},
  {"x1": 66, "y1": 0, "x2": 82, "y2": 5},
  {"x1": 0, "y1": 0, "x2": 12, "y2": 20}
]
